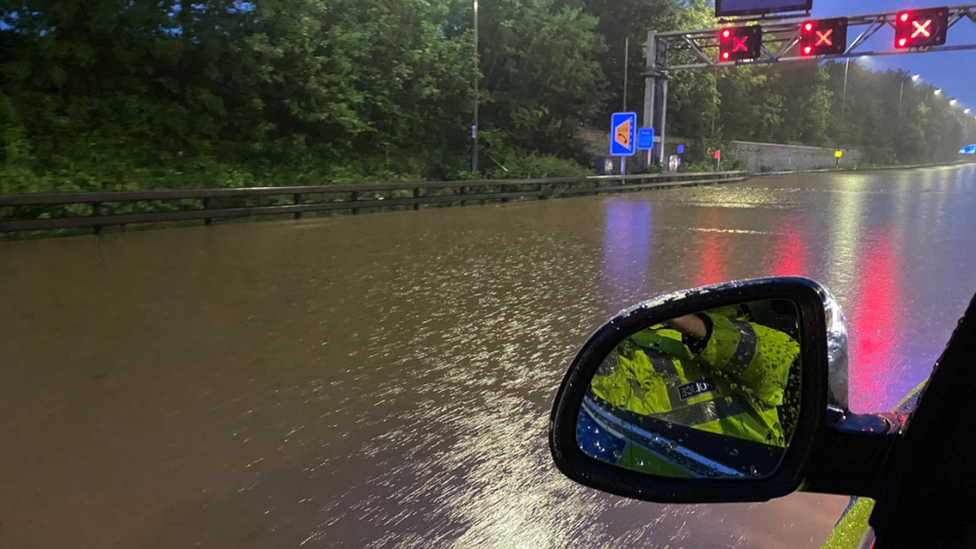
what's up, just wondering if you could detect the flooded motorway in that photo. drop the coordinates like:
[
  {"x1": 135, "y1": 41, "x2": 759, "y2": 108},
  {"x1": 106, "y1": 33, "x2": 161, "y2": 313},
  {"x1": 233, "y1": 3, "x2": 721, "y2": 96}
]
[{"x1": 2, "y1": 164, "x2": 975, "y2": 549}]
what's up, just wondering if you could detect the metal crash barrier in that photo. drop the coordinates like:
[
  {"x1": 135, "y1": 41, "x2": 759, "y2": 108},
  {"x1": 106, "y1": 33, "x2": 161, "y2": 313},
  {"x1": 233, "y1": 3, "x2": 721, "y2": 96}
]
[{"x1": 0, "y1": 171, "x2": 745, "y2": 234}]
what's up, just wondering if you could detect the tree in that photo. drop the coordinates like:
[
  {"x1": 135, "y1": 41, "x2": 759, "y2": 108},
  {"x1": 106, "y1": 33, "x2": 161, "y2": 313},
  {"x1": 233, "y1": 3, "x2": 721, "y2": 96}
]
[{"x1": 478, "y1": 0, "x2": 606, "y2": 162}]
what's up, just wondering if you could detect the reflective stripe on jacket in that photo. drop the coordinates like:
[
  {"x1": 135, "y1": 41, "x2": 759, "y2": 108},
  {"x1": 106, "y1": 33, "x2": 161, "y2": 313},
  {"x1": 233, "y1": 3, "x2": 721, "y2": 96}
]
[{"x1": 590, "y1": 318, "x2": 796, "y2": 446}]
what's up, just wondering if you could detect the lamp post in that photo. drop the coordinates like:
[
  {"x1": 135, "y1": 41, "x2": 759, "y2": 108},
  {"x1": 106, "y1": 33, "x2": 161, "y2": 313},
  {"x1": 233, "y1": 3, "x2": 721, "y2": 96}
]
[
  {"x1": 841, "y1": 57, "x2": 850, "y2": 124},
  {"x1": 899, "y1": 75, "x2": 919, "y2": 118},
  {"x1": 471, "y1": 0, "x2": 479, "y2": 173}
]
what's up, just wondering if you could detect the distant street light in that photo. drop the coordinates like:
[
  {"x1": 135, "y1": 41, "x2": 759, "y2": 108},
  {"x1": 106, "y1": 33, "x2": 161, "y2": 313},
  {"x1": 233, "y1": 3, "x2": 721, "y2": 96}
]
[
  {"x1": 912, "y1": 74, "x2": 921, "y2": 81},
  {"x1": 966, "y1": 109, "x2": 972, "y2": 114},
  {"x1": 950, "y1": 99, "x2": 958, "y2": 106},
  {"x1": 935, "y1": 88, "x2": 943, "y2": 95}
]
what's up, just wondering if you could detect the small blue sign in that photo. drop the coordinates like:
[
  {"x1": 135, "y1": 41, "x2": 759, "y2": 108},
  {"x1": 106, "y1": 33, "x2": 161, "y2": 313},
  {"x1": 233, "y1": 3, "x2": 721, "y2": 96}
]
[
  {"x1": 959, "y1": 144, "x2": 976, "y2": 155},
  {"x1": 637, "y1": 128, "x2": 655, "y2": 151},
  {"x1": 610, "y1": 112, "x2": 637, "y2": 156},
  {"x1": 677, "y1": 144, "x2": 685, "y2": 154}
]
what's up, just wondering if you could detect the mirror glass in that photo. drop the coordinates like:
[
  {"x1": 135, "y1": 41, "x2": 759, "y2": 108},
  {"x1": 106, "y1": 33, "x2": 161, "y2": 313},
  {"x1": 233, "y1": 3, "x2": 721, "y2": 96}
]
[{"x1": 576, "y1": 299, "x2": 801, "y2": 479}]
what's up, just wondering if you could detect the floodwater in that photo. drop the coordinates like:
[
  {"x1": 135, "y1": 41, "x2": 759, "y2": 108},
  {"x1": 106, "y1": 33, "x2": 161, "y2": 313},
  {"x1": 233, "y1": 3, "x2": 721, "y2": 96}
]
[{"x1": 2, "y1": 165, "x2": 975, "y2": 549}]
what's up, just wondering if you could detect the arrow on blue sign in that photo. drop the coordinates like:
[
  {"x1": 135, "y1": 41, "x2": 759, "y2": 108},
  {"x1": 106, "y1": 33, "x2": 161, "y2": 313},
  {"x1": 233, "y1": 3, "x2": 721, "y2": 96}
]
[
  {"x1": 959, "y1": 144, "x2": 976, "y2": 155},
  {"x1": 610, "y1": 112, "x2": 637, "y2": 156}
]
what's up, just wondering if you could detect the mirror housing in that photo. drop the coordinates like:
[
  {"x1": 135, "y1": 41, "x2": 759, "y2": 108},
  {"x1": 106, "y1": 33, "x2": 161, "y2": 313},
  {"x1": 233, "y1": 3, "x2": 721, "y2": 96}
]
[{"x1": 549, "y1": 277, "x2": 850, "y2": 503}]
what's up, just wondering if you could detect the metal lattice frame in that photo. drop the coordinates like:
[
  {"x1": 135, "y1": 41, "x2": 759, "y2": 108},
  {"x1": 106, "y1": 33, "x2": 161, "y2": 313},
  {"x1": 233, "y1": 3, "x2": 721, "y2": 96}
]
[
  {"x1": 640, "y1": 4, "x2": 976, "y2": 165},
  {"x1": 655, "y1": 4, "x2": 976, "y2": 71}
]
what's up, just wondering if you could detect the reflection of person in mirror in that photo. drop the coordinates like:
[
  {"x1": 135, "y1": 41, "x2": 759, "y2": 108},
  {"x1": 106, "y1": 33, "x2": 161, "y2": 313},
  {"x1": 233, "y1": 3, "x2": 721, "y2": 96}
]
[{"x1": 582, "y1": 307, "x2": 800, "y2": 477}]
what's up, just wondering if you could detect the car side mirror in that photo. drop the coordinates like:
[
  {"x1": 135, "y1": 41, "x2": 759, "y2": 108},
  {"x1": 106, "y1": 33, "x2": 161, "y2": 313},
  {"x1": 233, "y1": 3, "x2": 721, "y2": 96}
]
[{"x1": 549, "y1": 277, "x2": 867, "y2": 503}]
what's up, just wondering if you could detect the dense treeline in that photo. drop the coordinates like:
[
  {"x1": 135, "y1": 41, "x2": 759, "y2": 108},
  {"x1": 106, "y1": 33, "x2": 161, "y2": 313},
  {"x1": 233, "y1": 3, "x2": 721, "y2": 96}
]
[{"x1": 1, "y1": 0, "x2": 974, "y2": 193}]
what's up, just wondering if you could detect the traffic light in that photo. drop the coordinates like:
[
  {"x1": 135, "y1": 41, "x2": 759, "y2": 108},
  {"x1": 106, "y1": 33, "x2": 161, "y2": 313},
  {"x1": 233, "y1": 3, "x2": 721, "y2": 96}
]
[
  {"x1": 719, "y1": 26, "x2": 763, "y2": 62},
  {"x1": 894, "y1": 7, "x2": 949, "y2": 49},
  {"x1": 800, "y1": 17, "x2": 848, "y2": 56}
]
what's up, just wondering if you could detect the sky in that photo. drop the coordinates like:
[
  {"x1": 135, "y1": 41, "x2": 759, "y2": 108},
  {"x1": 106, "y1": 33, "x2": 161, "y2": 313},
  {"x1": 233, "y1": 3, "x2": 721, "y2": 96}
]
[{"x1": 811, "y1": 0, "x2": 976, "y2": 110}]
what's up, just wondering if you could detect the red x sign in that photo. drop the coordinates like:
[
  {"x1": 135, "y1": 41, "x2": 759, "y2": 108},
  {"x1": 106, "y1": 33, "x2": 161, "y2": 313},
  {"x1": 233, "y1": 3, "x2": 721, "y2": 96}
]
[
  {"x1": 815, "y1": 29, "x2": 833, "y2": 46},
  {"x1": 732, "y1": 36, "x2": 748, "y2": 52},
  {"x1": 912, "y1": 19, "x2": 932, "y2": 38}
]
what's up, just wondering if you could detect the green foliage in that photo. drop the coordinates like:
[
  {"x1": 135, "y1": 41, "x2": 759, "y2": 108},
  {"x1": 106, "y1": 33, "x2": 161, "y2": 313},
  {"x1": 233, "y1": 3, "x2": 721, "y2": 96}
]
[
  {"x1": 2, "y1": 0, "x2": 975, "y2": 200},
  {"x1": 486, "y1": 152, "x2": 593, "y2": 179},
  {"x1": 710, "y1": 60, "x2": 976, "y2": 165}
]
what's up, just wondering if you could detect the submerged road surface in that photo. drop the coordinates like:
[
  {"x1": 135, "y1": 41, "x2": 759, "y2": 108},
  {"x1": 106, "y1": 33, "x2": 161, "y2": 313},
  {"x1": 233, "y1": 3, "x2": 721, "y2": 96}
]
[{"x1": 2, "y1": 165, "x2": 975, "y2": 549}]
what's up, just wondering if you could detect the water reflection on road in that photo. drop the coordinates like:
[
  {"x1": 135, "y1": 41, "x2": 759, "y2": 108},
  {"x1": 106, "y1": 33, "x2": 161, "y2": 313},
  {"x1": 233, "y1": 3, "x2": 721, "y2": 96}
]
[{"x1": 1, "y1": 165, "x2": 974, "y2": 549}]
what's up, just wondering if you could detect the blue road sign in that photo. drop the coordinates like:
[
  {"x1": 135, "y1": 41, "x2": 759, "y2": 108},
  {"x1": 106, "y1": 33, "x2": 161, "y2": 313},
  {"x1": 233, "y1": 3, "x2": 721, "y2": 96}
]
[
  {"x1": 637, "y1": 128, "x2": 655, "y2": 151},
  {"x1": 959, "y1": 144, "x2": 976, "y2": 155},
  {"x1": 610, "y1": 112, "x2": 637, "y2": 156},
  {"x1": 677, "y1": 144, "x2": 685, "y2": 154}
]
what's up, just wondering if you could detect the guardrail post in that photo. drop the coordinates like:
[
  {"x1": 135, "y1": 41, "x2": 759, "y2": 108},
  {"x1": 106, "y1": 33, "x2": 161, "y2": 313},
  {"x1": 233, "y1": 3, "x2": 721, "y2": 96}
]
[
  {"x1": 413, "y1": 188, "x2": 421, "y2": 210},
  {"x1": 460, "y1": 185, "x2": 466, "y2": 206},
  {"x1": 501, "y1": 184, "x2": 509, "y2": 203},
  {"x1": 203, "y1": 198, "x2": 212, "y2": 225},
  {"x1": 92, "y1": 201, "x2": 102, "y2": 235},
  {"x1": 293, "y1": 193, "x2": 302, "y2": 219},
  {"x1": 351, "y1": 191, "x2": 359, "y2": 214}
]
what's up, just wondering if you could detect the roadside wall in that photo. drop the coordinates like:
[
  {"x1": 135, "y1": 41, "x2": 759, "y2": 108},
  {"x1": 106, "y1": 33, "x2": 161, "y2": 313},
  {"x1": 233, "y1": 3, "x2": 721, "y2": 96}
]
[
  {"x1": 580, "y1": 130, "x2": 862, "y2": 172},
  {"x1": 729, "y1": 141, "x2": 862, "y2": 172}
]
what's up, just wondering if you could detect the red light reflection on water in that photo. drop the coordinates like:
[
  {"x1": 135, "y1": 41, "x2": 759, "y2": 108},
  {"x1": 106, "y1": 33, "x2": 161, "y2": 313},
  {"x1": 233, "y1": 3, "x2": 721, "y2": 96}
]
[
  {"x1": 696, "y1": 213, "x2": 729, "y2": 287},
  {"x1": 848, "y1": 231, "x2": 902, "y2": 412},
  {"x1": 769, "y1": 219, "x2": 808, "y2": 276}
]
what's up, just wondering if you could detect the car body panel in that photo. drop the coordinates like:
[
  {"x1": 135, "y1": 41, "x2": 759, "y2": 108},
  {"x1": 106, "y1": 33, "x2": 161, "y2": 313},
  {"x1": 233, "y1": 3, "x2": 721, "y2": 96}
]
[{"x1": 819, "y1": 380, "x2": 928, "y2": 549}]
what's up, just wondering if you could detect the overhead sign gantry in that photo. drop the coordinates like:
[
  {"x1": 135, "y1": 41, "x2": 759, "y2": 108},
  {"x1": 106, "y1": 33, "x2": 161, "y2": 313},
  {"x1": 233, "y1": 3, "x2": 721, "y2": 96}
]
[{"x1": 642, "y1": 4, "x2": 976, "y2": 164}]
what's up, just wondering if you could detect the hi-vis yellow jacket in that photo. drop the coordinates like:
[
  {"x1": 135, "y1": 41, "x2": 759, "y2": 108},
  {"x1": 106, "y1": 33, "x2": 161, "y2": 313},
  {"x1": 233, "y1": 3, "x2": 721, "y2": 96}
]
[{"x1": 590, "y1": 312, "x2": 800, "y2": 446}]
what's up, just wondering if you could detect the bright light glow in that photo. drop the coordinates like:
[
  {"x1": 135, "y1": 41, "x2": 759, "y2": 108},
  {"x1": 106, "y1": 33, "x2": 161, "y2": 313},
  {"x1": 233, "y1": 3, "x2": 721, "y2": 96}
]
[
  {"x1": 900, "y1": 12, "x2": 910, "y2": 22},
  {"x1": 805, "y1": 22, "x2": 813, "y2": 31},
  {"x1": 722, "y1": 51, "x2": 730, "y2": 60},
  {"x1": 965, "y1": 109, "x2": 971, "y2": 114},
  {"x1": 898, "y1": 38, "x2": 908, "y2": 47},
  {"x1": 935, "y1": 89, "x2": 942, "y2": 95},
  {"x1": 732, "y1": 36, "x2": 748, "y2": 52},
  {"x1": 803, "y1": 46, "x2": 813, "y2": 55},
  {"x1": 722, "y1": 29, "x2": 731, "y2": 39},
  {"x1": 950, "y1": 99, "x2": 957, "y2": 105},
  {"x1": 911, "y1": 19, "x2": 932, "y2": 39},
  {"x1": 816, "y1": 29, "x2": 833, "y2": 46},
  {"x1": 912, "y1": 75, "x2": 920, "y2": 81}
]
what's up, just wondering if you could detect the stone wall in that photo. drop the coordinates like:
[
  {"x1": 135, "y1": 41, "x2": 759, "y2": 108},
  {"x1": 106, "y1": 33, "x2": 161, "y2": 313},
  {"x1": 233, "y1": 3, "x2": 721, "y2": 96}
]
[
  {"x1": 580, "y1": 130, "x2": 862, "y2": 173},
  {"x1": 729, "y1": 140, "x2": 862, "y2": 172}
]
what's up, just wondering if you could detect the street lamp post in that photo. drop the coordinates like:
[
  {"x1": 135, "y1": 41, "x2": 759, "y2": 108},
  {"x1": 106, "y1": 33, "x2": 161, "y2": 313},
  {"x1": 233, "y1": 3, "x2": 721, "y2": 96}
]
[
  {"x1": 899, "y1": 80, "x2": 904, "y2": 118},
  {"x1": 841, "y1": 57, "x2": 850, "y2": 124},
  {"x1": 471, "y1": 0, "x2": 479, "y2": 173}
]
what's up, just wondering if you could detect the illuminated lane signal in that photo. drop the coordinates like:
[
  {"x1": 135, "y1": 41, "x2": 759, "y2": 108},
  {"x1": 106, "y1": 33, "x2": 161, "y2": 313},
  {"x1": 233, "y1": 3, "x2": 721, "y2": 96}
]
[
  {"x1": 800, "y1": 17, "x2": 848, "y2": 56},
  {"x1": 719, "y1": 26, "x2": 763, "y2": 62},
  {"x1": 895, "y1": 7, "x2": 949, "y2": 49}
]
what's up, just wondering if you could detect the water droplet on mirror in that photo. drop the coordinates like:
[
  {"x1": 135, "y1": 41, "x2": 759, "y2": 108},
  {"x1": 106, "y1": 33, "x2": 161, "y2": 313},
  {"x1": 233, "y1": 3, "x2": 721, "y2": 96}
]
[
  {"x1": 665, "y1": 421, "x2": 673, "y2": 428},
  {"x1": 729, "y1": 448, "x2": 739, "y2": 456},
  {"x1": 749, "y1": 465, "x2": 759, "y2": 476},
  {"x1": 667, "y1": 441, "x2": 677, "y2": 451}
]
